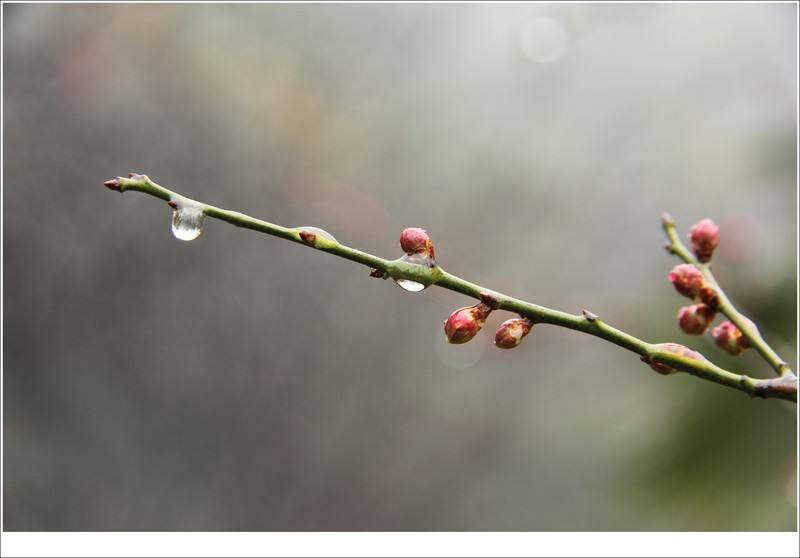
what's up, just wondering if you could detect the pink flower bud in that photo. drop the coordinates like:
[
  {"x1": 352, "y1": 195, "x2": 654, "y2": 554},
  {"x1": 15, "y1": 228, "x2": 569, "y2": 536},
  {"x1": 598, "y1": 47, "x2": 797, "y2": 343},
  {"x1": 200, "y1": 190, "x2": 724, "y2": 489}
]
[
  {"x1": 444, "y1": 303, "x2": 493, "y2": 344},
  {"x1": 400, "y1": 227, "x2": 435, "y2": 258},
  {"x1": 677, "y1": 304, "x2": 715, "y2": 335},
  {"x1": 688, "y1": 218, "x2": 720, "y2": 263},
  {"x1": 668, "y1": 264, "x2": 706, "y2": 299},
  {"x1": 711, "y1": 320, "x2": 752, "y2": 356},
  {"x1": 647, "y1": 343, "x2": 707, "y2": 375},
  {"x1": 494, "y1": 318, "x2": 534, "y2": 349}
]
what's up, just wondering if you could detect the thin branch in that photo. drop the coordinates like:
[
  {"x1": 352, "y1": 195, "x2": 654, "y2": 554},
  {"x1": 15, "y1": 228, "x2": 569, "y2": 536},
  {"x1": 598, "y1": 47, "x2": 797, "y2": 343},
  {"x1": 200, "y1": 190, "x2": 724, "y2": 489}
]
[
  {"x1": 103, "y1": 174, "x2": 797, "y2": 403},
  {"x1": 661, "y1": 214, "x2": 795, "y2": 379}
]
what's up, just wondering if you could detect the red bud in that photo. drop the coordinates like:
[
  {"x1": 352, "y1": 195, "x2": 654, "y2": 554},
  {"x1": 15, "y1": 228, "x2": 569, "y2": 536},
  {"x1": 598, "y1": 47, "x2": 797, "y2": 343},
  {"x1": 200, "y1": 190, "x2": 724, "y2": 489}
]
[
  {"x1": 444, "y1": 303, "x2": 493, "y2": 344},
  {"x1": 688, "y1": 218, "x2": 720, "y2": 263},
  {"x1": 494, "y1": 318, "x2": 534, "y2": 349},
  {"x1": 677, "y1": 304, "x2": 715, "y2": 335},
  {"x1": 400, "y1": 227, "x2": 435, "y2": 259},
  {"x1": 668, "y1": 264, "x2": 706, "y2": 299},
  {"x1": 711, "y1": 320, "x2": 753, "y2": 356}
]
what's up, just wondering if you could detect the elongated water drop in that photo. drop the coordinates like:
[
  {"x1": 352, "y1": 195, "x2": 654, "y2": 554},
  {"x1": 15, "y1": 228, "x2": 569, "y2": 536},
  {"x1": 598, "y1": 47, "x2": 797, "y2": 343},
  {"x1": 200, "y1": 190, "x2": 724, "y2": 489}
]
[
  {"x1": 393, "y1": 252, "x2": 431, "y2": 293},
  {"x1": 170, "y1": 197, "x2": 205, "y2": 241},
  {"x1": 395, "y1": 279, "x2": 426, "y2": 292},
  {"x1": 294, "y1": 226, "x2": 337, "y2": 243}
]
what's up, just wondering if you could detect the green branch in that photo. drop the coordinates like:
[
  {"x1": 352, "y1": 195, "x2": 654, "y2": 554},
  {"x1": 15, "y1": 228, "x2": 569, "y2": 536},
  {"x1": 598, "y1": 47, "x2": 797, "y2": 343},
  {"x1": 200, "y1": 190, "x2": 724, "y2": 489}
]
[
  {"x1": 661, "y1": 214, "x2": 794, "y2": 379},
  {"x1": 103, "y1": 174, "x2": 797, "y2": 403}
]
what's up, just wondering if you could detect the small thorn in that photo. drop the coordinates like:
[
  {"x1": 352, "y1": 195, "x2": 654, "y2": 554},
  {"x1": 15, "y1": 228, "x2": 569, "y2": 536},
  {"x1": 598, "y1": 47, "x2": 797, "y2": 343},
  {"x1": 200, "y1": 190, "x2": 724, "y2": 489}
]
[
  {"x1": 103, "y1": 178, "x2": 121, "y2": 191},
  {"x1": 369, "y1": 268, "x2": 385, "y2": 278},
  {"x1": 663, "y1": 241, "x2": 675, "y2": 254},
  {"x1": 661, "y1": 212, "x2": 675, "y2": 227},
  {"x1": 582, "y1": 309, "x2": 598, "y2": 322},
  {"x1": 167, "y1": 200, "x2": 178, "y2": 209}
]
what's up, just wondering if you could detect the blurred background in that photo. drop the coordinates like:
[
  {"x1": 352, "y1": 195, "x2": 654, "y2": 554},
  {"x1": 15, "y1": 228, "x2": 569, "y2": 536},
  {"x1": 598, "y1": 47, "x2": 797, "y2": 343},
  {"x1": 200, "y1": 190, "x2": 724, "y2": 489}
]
[{"x1": 3, "y1": 3, "x2": 797, "y2": 531}]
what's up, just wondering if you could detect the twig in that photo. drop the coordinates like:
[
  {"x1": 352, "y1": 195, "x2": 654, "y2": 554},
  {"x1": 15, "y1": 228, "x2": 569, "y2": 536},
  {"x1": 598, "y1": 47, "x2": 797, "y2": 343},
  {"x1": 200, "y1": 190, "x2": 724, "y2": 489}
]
[
  {"x1": 661, "y1": 213, "x2": 794, "y2": 379},
  {"x1": 103, "y1": 174, "x2": 797, "y2": 403}
]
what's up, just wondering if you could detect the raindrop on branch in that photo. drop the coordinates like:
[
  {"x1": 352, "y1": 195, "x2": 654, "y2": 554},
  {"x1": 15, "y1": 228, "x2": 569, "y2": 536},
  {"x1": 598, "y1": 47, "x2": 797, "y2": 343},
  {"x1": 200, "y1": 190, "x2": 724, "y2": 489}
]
[{"x1": 170, "y1": 198, "x2": 205, "y2": 242}]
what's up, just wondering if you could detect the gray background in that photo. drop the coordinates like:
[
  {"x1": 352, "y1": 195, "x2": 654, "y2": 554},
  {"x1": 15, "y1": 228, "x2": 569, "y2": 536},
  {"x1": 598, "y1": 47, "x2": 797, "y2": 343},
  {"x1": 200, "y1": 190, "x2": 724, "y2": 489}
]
[{"x1": 3, "y1": 3, "x2": 797, "y2": 530}]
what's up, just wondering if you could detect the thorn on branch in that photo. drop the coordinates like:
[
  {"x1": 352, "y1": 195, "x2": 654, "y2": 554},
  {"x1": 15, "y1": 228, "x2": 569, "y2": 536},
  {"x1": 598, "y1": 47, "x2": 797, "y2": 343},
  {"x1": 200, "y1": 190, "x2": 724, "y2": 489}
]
[{"x1": 582, "y1": 309, "x2": 599, "y2": 322}]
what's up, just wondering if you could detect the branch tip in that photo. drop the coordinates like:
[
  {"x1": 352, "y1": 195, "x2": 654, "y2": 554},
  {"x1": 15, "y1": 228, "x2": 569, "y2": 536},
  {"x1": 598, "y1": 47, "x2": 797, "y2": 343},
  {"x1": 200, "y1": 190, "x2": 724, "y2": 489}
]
[
  {"x1": 661, "y1": 212, "x2": 675, "y2": 227},
  {"x1": 103, "y1": 178, "x2": 120, "y2": 191}
]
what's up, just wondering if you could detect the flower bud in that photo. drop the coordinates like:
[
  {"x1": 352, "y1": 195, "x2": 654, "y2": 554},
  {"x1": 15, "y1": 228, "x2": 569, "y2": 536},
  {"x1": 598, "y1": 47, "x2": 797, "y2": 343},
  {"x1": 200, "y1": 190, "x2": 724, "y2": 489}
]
[
  {"x1": 646, "y1": 343, "x2": 707, "y2": 375},
  {"x1": 400, "y1": 227, "x2": 435, "y2": 258},
  {"x1": 711, "y1": 320, "x2": 753, "y2": 356},
  {"x1": 494, "y1": 318, "x2": 534, "y2": 349},
  {"x1": 668, "y1": 264, "x2": 706, "y2": 299},
  {"x1": 677, "y1": 304, "x2": 715, "y2": 335},
  {"x1": 688, "y1": 218, "x2": 720, "y2": 263},
  {"x1": 444, "y1": 303, "x2": 493, "y2": 344}
]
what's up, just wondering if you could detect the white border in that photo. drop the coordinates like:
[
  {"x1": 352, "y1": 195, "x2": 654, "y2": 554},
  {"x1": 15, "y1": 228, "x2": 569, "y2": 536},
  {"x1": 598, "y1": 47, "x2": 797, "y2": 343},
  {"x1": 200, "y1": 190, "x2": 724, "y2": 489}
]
[{"x1": 1, "y1": 532, "x2": 800, "y2": 558}]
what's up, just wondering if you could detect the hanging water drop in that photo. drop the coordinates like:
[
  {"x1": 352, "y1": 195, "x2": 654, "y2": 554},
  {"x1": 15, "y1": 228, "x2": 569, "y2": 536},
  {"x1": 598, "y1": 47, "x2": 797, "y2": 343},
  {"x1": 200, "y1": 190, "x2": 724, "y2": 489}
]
[
  {"x1": 170, "y1": 198, "x2": 205, "y2": 241},
  {"x1": 395, "y1": 279, "x2": 427, "y2": 292},
  {"x1": 393, "y1": 252, "x2": 431, "y2": 292}
]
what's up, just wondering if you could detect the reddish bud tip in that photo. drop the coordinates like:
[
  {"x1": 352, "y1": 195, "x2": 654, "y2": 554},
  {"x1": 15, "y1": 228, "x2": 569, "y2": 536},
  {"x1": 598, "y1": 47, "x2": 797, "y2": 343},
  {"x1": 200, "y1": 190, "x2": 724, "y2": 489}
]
[
  {"x1": 167, "y1": 200, "x2": 178, "y2": 209},
  {"x1": 688, "y1": 218, "x2": 720, "y2": 263},
  {"x1": 668, "y1": 264, "x2": 706, "y2": 299},
  {"x1": 494, "y1": 318, "x2": 534, "y2": 349},
  {"x1": 711, "y1": 320, "x2": 753, "y2": 356},
  {"x1": 299, "y1": 231, "x2": 317, "y2": 246},
  {"x1": 648, "y1": 343, "x2": 707, "y2": 375},
  {"x1": 103, "y1": 178, "x2": 120, "y2": 191},
  {"x1": 444, "y1": 303, "x2": 493, "y2": 344},
  {"x1": 400, "y1": 227, "x2": 435, "y2": 258},
  {"x1": 677, "y1": 304, "x2": 715, "y2": 335},
  {"x1": 369, "y1": 268, "x2": 386, "y2": 279}
]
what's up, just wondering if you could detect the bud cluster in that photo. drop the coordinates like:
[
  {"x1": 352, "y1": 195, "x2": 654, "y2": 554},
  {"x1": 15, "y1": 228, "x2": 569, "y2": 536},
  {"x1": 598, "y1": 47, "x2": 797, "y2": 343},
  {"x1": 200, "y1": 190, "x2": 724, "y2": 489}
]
[
  {"x1": 442, "y1": 291, "x2": 535, "y2": 349},
  {"x1": 668, "y1": 263, "x2": 719, "y2": 335}
]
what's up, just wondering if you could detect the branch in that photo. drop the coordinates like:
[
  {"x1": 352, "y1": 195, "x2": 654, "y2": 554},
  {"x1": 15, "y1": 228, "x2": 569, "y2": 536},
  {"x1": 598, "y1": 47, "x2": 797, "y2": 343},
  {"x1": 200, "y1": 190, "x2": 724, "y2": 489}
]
[
  {"x1": 661, "y1": 213, "x2": 794, "y2": 379},
  {"x1": 103, "y1": 174, "x2": 797, "y2": 403}
]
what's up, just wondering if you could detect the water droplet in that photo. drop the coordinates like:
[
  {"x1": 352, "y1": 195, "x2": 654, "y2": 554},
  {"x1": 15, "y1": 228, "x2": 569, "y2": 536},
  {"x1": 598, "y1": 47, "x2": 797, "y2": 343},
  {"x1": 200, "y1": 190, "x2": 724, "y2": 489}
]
[
  {"x1": 294, "y1": 226, "x2": 337, "y2": 243},
  {"x1": 393, "y1": 252, "x2": 432, "y2": 292},
  {"x1": 170, "y1": 198, "x2": 205, "y2": 241},
  {"x1": 395, "y1": 279, "x2": 426, "y2": 292}
]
